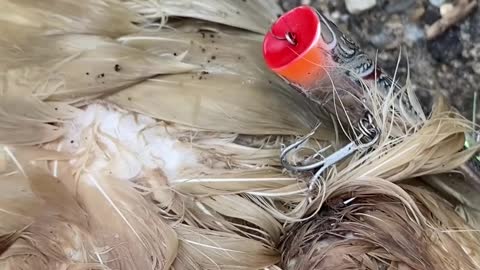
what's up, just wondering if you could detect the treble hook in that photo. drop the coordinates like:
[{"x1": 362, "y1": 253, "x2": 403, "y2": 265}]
[
  {"x1": 280, "y1": 112, "x2": 380, "y2": 201},
  {"x1": 280, "y1": 122, "x2": 325, "y2": 172},
  {"x1": 307, "y1": 128, "x2": 379, "y2": 196},
  {"x1": 280, "y1": 116, "x2": 378, "y2": 173}
]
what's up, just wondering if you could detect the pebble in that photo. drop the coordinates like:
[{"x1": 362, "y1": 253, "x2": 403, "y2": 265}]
[
  {"x1": 330, "y1": 10, "x2": 341, "y2": 20},
  {"x1": 345, "y1": 0, "x2": 377, "y2": 14},
  {"x1": 385, "y1": 0, "x2": 416, "y2": 14},
  {"x1": 404, "y1": 24, "x2": 425, "y2": 45},
  {"x1": 410, "y1": 6, "x2": 426, "y2": 21},
  {"x1": 429, "y1": 0, "x2": 446, "y2": 8},
  {"x1": 440, "y1": 3, "x2": 454, "y2": 17},
  {"x1": 473, "y1": 62, "x2": 480, "y2": 75},
  {"x1": 470, "y1": 44, "x2": 480, "y2": 60},
  {"x1": 370, "y1": 28, "x2": 401, "y2": 49}
]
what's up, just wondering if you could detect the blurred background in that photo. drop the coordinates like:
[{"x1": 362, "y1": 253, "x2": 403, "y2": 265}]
[{"x1": 279, "y1": 0, "x2": 479, "y2": 121}]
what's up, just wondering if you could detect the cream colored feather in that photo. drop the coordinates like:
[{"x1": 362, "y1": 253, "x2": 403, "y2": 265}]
[
  {"x1": 0, "y1": 150, "x2": 95, "y2": 270},
  {"x1": 1, "y1": 1, "x2": 480, "y2": 270},
  {"x1": 339, "y1": 97, "x2": 474, "y2": 181},
  {"x1": 171, "y1": 170, "x2": 297, "y2": 195},
  {"x1": 404, "y1": 185, "x2": 480, "y2": 266},
  {"x1": 199, "y1": 194, "x2": 282, "y2": 242},
  {"x1": 0, "y1": 0, "x2": 140, "y2": 37},
  {"x1": 0, "y1": 32, "x2": 114, "y2": 69},
  {"x1": 1, "y1": 37, "x2": 197, "y2": 102},
  {"x1": 118, "y1": 30, "x2": 268, "y2": 79},
  {"x1": 0, "y1": 145, "x2": 180, "y2": 269},
  {"x1": 0, "y1": 96, "x2": 78, "y2": 122},
  {"x1": 0, "y1": 97, "x2": 78, "y2": 145},
  {"x1": 107, "y1": 75, "x2": 335, "y2": 138},
  {"x1": 123, "y1": 0, "x2": 282, "y2": 34},
  {"x1": 174, "y1": 224, "x2": 279, "y2": 270},
  {"x1": 75, "y1": 173, "x2": 179, "y2": 269},
  {"x1": 0, "y1": 172, "x2": 39, "y2": 234},
  {"x1": 425, "y1": 173, "x2": 480, "y2": 230},
  {"x1": 111, "y1": 29, "x2": 336, "y2": 138}
]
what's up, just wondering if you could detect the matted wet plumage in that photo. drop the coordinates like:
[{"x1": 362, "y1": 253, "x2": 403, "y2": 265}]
[{"x1": 0, "y1": 1, "x2": 479, "y2": 270}]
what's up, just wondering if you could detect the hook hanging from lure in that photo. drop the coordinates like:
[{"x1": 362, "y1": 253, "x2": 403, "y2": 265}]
[
  {"x1": 262, "y1": 6, "x2": 384, "y2": 194},
  {"x1": 263, "y1": 6, "x2": 480, "y2": 197}
]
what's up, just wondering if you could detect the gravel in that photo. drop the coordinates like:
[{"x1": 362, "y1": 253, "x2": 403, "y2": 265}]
[{"x1": 345, "y1": 0, "x2": 377, "y2": 14}]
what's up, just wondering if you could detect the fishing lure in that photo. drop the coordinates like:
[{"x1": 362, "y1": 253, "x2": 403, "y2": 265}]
[{"x1": 262, "y1": 6, "x2": 420, "y2": 193}]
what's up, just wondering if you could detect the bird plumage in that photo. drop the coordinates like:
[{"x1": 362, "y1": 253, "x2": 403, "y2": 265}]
[{"x1": 0, "y1": 1, "x2": 478, "y2": 270}]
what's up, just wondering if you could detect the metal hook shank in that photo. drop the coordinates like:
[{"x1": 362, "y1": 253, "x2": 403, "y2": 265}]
[{"x1": 308, "y1": 127, "x2": 380, "y2": 193}]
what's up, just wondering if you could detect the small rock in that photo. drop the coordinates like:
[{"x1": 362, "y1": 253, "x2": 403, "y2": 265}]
[
  {"x1": 345, "y1": 0, "x2": 377, "y2": 14},
  {"x1": 429, "y1": 0, "x2": 446, "y2": 8},
  {"x1": 385, "y1": 0, "x2": 416, "y2": 14},
  {"x1": 404, "y1": 24, "x2": 425, "y2": 45},
  {"x1": 370, "y1": 32, "x2": 396, "y2": 49},
  {"x1": 440, "y1": 3, "x2": 454, "y2": 17},
  {"x1": 463, "y1": 8, "x2": 480, "y2": 43},
  {"x1": 331, "y1": 10, "x2": 342, "y2": 20},
  {"x1": 410, "y1": 6, "x2": 426, "y2": 21},
  {"x1": 470, "y1": 44, "x2": 480, "y2": 59},
  {"x1": 473, "y1": 62, "x2": 480, "y2": 75},
  {"x1": 367, "y1": 15, "x2": 405, "y2": 49},
  {"x1": 370, "y1": 28, "x2": 403, "y2": 49}
]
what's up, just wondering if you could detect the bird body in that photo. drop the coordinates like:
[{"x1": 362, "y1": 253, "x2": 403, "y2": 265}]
[{"x1": 0, "y1": 1, "x2": 478, "y2": 270}]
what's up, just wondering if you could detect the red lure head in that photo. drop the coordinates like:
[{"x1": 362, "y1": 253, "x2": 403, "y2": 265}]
[{"x1": 263, "y1": 6, "x2": 331, "y2": 90}]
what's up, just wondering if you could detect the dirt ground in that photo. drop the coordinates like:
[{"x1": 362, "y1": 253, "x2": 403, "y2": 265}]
[{"x1": 279, "y1": 0, "x2": 480, "y2": 121}]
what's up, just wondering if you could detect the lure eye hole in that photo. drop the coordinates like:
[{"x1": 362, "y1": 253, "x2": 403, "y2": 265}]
[{"x1": 285, "y1": 32, "x2": 297, "y2": 46}]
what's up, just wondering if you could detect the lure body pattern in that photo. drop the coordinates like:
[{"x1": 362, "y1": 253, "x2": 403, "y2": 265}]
[
  {"x1": 263, "y1": 6, "x2": 423, "y2": 128},
  {"x1": 316, "y1": 12, "x2": 422, "y2": 125}
]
